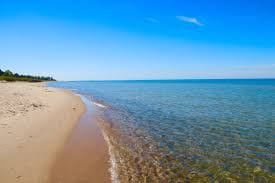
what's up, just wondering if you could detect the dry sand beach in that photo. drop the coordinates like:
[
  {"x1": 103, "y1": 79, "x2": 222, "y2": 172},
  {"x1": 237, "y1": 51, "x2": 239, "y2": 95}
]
[{"x1": 0, "y1": 82, "x2": 110, "y2": 183}]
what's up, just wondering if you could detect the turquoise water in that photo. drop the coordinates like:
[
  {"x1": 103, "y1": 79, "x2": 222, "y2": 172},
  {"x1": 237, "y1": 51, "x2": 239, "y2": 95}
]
[{"x1": 49, "y1": 80, "x2": 275, "y2": 182}]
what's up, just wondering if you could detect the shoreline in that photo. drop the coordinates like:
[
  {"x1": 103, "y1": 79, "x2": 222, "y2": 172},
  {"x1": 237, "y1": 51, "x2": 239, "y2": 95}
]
[
  {"x1": 0, "y1": 82, "x2": 110, "y2": 183},
  {"x1": 49, "y1": 94, "x2": 111, "y2": 183}
]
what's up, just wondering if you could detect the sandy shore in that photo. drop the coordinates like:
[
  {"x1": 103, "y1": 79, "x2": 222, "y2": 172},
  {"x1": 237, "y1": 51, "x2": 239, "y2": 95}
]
[
  {"x1": 50, "y1": 96, "x2": 111, "y2": 183},
  {"x1": 0, "y1": 82, "x2": 89, "y2": 182}
]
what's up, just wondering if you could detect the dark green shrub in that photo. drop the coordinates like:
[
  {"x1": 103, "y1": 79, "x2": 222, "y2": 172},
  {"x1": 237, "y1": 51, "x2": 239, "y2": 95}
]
[{"x1": 0, "y1": 68, "x2": 56, "y2": 82}]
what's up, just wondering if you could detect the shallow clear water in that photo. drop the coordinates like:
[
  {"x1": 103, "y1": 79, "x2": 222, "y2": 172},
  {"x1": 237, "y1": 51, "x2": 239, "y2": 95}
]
[{"x1": 49, "y1": 80, "x2": 275, "y2": 182}]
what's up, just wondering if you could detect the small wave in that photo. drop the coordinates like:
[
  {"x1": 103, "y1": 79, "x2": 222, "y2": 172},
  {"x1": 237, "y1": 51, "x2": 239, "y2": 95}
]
[
  {"x1": 86, "y1": 96, "x2": 108, "y2": 108},
  {"x1": 76, "y1": 95, "x2": 108, "y2": 108},
  {"x1": 92, "y1": 101, "x2": 107, "y2": 108},
  {"x1": 70, "y1": 88, "x2": 78, "y2": 91},
  {"x1": 101, "y1": 130, "x2": 120, "y2": 183}
]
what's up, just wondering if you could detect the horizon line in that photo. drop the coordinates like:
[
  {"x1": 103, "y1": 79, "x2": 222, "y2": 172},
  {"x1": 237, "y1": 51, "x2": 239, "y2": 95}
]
[{"x1": 55, "y1": 78, "x2": 275, "y2": 82}]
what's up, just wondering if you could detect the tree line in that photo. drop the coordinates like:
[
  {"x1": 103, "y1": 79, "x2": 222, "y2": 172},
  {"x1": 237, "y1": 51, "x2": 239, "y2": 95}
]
[{"x1": 0, "y1": 69, "x2": 56, "y2": 82}]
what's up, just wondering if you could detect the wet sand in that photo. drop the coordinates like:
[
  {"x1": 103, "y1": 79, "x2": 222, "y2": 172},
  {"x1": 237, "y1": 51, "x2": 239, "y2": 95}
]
[{"x1": 49, "y1": 95, "x2": 111, "y2": 183}]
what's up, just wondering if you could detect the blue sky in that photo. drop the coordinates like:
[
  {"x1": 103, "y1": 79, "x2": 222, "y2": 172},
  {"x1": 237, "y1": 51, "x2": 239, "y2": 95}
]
[{"x1": 0, "y1": 0, "x2": 275, "y2": 80}]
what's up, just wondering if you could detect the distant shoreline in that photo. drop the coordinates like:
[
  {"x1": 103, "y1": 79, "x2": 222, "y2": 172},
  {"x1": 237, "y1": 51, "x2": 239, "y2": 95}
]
[{"x1": 0, "y1": 69, "x2": 55, "y2": 82}]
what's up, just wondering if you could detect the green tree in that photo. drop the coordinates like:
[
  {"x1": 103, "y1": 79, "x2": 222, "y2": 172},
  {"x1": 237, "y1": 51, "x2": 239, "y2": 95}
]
[
  {"x1": 0, "y1": 69, "x2": 56, "y2": 82},
  {"x1": 3, "y1": 70, "x2": 13, "y2": 76}
]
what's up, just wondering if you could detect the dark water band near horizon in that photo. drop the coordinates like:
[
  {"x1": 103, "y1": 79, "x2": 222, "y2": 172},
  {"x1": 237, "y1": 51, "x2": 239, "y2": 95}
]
[{"x1": 48, "y1": 79, "x2": 275, "y2": 182}]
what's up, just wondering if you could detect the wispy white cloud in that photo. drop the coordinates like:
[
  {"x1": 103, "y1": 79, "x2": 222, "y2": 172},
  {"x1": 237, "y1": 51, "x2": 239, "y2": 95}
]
[
  {"x1": 176, "y1": 16, "x2": 203, "y2": 26},
  {"x1": 146, "y1": 17, "x2": 160, "y2": 23}
]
